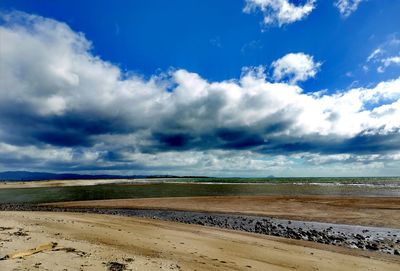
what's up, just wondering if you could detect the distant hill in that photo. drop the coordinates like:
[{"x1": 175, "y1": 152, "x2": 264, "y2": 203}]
[{"x1": 0, "y1": 171, "x2": 189, "y2": 181}]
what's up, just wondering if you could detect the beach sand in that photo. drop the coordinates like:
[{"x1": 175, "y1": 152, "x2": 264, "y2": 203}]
[
  {"x1": 0, "y1": 179, "x2": 136, "y2": 189},
  {"x1": 1, "y1": 211, "x2": 399, "y2": 271},
  {"x1": 47, "y1": 195, "x2": 400, "y2": 228}
]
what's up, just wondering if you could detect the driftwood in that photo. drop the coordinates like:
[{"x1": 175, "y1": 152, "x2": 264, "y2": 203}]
[{"x1": 0, "y1": 242, "x2": 57, "y2": 260}]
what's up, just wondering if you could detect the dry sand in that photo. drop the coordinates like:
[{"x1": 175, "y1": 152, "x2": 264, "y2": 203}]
[
  {"x1": 48, "y1": 195, "x2": 400, "y2": 228},
  {"x1": 1, "y1": 211, "x2": 399, "y2": 271},
  {"x1": 0, "y1": 179, "x2": 136, "y2": 189}
]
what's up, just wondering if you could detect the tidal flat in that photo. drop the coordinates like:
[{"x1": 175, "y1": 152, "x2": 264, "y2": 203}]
[{"x1": 1, "y1": 177, "x2": 400, "y2": 204}]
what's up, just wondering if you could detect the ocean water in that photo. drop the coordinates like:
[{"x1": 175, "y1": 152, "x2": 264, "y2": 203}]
[{"x1": 0, "y1": 177, "x2": 399, "y2": 204}]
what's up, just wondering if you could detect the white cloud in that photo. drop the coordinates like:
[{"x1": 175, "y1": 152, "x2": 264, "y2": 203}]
[
  {"x1": 271, "y1": 53, "x2": 321, "y2": 84},
  {"x1": 378, "y1": 56, "x2": 400, "y2": 73},
  {"x1": 383, "y1": 56, "x2": 400, "y2": 66},
  {"x1": 1, "y1": 12, "x2": 399, "y2": 142},
  {"x1": 364, "y1": 35, "x2": 400, "y2": 74},
  {"x1": 0, "y1": 12, "x2": 400, "y2": 176},
  {"x1": 334, "y1": 0, "x2": 363, "y2": 17},
  {"x1": 0, "y1": 143, "x2": 75, "y2": 162},
  {"x1": 367, "y1": 48, "x2": 383, "y2": 62},
  {"x1": 243, "y1": 0, "x2": 316, "y2": 26}
]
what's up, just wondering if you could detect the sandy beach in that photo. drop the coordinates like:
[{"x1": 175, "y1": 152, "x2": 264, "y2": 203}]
[
  {"x1": 1, "y1": 211, "x2": 399, "y2": 271},
  {"x1": 0, "y1": 179, "x2": 136, "y2": 189},
  {"x1": 2, "y1": 187, "x2": 400, "y2": 269},
  {"x1": 47, "y1": 195, "x2": 400, "y2": 228}
]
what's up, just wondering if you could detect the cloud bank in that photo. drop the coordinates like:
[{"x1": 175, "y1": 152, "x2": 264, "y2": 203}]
[{"x1": 1, "y1": 12, "x2": 399, "y2": 176}]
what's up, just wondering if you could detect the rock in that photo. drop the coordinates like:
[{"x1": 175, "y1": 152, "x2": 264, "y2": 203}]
[
  {"x1": 355, "y1": 234, "x2": 364, "y2": 240},
  {"x1": 106, "y1": 261, "x2": 126, "y2": 271},
  {"x1": 366, "y1": 242, "x2": 379, "y2": 251}
]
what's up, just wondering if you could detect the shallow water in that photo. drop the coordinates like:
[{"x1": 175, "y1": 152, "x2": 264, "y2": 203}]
[
  {"x1": 167, "y1": 176, "x2": 400, "y2": 185},
  {"x1": 0, "y1": 180, "x2": 399, "y2": 204}
]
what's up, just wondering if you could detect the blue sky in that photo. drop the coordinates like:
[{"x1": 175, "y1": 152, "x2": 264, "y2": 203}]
[
  {"x1": 2, "y1": 0, "x2": 399, "y2": 89},
  {"x1": 0, "y1": 1, "x2": 399, "y2": 176}
]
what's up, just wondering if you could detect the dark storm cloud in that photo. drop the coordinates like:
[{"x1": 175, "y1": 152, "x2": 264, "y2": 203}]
[
  {"x1": 0, "y1": 104, "x2": 136, "y2": 147},
  {"x1": 253, "y1": 131, "x2": 400, "y2": 156},
  {"x1": 343, "y1": 130, "x2": 400, "y2": 154}
]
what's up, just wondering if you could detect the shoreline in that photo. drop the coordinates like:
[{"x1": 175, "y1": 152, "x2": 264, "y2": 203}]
[
  {"x1": 1, "y1": 178, "x2": 400, "y2": 189},
  {"x1": 1, "y1": 203, "x2": 399, "y2": 256}
]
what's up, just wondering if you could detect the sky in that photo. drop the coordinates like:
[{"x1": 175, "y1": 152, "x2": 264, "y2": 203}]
[{"x1": 0, "y1": 0, "x2": 399, "y2": 177}]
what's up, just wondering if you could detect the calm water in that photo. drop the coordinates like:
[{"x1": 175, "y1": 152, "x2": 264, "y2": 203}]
[
  {"x1": 0, "y1": 178, "x2": 400, "y2": 204},
  {"x1": 168, "y1": 176, "x2": 400, "y2": 185}
]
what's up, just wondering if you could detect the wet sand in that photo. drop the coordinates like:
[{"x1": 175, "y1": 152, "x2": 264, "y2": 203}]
[
  {"x1": 47, "y1": 195, "x2": 400, "y2": 228},
  {"x1": 1, "y1": 211, "x2": 399, "y2": 271}
]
